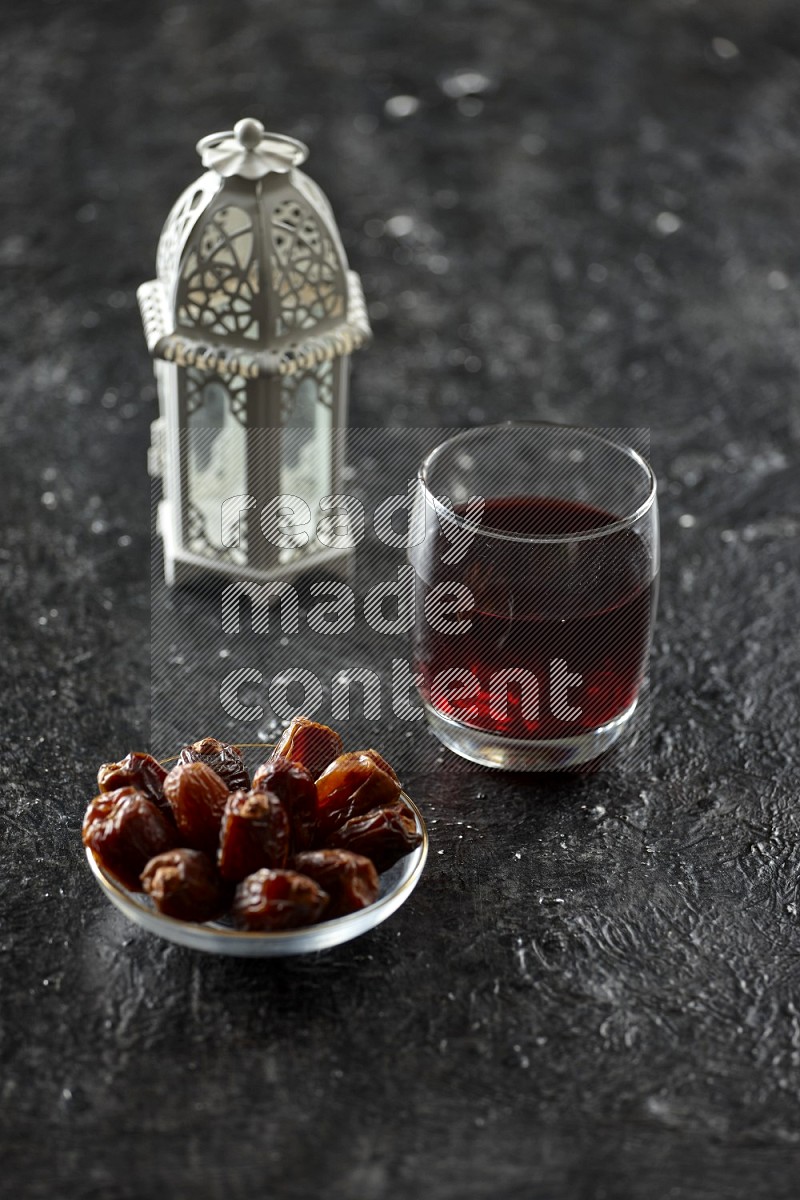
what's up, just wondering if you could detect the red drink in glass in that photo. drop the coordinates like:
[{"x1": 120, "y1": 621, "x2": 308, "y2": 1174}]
[{"x1": 409, "y1": 424, "x2": 659, "y2": 770}]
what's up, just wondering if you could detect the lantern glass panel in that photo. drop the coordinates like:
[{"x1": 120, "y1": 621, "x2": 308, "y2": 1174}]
[
  {"x1": 184, "y1": 369, "x2": 248, "y2": 566},
  {"x1": 280, "y1": 361, "x2": 333, "y2": 561}
]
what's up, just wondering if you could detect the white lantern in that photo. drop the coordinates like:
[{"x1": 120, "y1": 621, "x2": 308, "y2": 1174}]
[{"x1": 138, "y1": 118, "x2": 371, "y2": 586}]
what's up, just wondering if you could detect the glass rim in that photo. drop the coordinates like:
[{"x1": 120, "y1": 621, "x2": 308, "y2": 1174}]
[{"x1": 418, "y1": 420, "x2": 658, "y2": 544}]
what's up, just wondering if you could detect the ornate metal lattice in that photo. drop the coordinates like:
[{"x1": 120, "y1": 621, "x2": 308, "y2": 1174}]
[
  {"x1": 184, "y1": 366, "x2": 248, "y2": 425},
  {"x1": 185, "y1": 500, "x2": 247, "y2": 564},
  {"x1": 271, "y1": 198, "x2": 344, "y2": 336},
  {"x1": 177, "y1": 205, "x2": 260, "y2": 340},
  {"x1": 157, "y1": 174, "x2": 221, "y2": 297},
  {"x1": 279, "y1": 358, "x2": 334, "y2": 420}
]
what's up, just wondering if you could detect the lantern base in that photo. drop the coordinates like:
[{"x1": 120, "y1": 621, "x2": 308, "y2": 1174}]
[{"x1": 157, "y1": 501, "x2": 354, "y2": 589}]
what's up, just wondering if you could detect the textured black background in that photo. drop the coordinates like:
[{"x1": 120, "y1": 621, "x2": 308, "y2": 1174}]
[{"x1": 3, "y1": 0, "x2": 800, "y2": 1196}]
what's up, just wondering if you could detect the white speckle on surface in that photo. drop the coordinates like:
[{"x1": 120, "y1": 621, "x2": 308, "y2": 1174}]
[
  {"x1": 587, "y1": 262, "x2": 608, "y2": 283},
  {"x1": 521, "y1": 132, "x2": 547, "y2": 156},
  {"x1": 655, "y1": 211, "x2": 682, "y2": 235},
  {"x1": 440, "y1": 69, "x2": 492, "y2": 98},
  {"x1": 721, "y1": 529, "x2": 737, "y2": 543},
  {"x1": 41, "y1": 491, "x2": 57, "y2": 509},
  {"x1": 385, "y1": 214, "x2": 415, "y2": 238},
  {"x1": 428, "y1": 254, "x2": 450, "y2": 275},
  {"x1": 90, "y1": 518, "x2": 107, "y2": 534},
  {"x1": 368, "y1": 300, "x2": 389, "y2": 321},
  {"x1": 678, "y1": 513, "x2": 696, "y2": 528},
  {"x1": 384, "y1": 94, "x2": 419, "y2": 118},
  {"x1": 712, "y1": 37, "x2": 740, "y2": 59},
  {"x1": 767, "y1": 270, "x2": 789, "y2": 291},
  {"x1": 117, "y1": 534, "x2": 132, "y2": 547},
  {"x1": 219, "y1": 648, "x2": 230, "y2": 659}
]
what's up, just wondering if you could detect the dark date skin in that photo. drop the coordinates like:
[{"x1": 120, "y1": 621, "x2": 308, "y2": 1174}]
[
  {"x1": 251, "y1": 756, "x2": 318, "y2": 851},
  {"x1": 315, "y1": 752, "x2": 401, "y2": 836},
  {"x1": 218, "y1": 789, "x2": 290, "y2": 882},
  {"x1": 91, "y1": 726, "x2": 412, "y2": 929},
  {"x1": 83, "y1": 787, "x2": 178, "y2": 892},
  {"x1": 141, "y1": 848, "x2": 229, "y2": 922},
  {"x1": 97, "y1": 752, "x2": 168, "y2": 809},
  {"x1": 163, "y1": 760, "x2": 230, "y2": 856},
  {"x1": 232, "y1": 869, "x2": 329, "y2": 931},
  {"x1": 328, "y1": 800, "x2": 421, "y2": 873},
  {"x1": 271, "y1": 716, "x2": 343, "y2": 780},
  {"x1": 178, "y1": 737, "x2": 250, "y2": 793},
  {"x1": 361, "y1": 749, "x2": 399, "y2": 782},
  {"x1": 292, "y1": 849, "x2": 379, "y2": 918}
]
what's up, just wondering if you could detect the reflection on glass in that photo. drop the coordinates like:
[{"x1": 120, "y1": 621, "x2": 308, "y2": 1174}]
[
  {"x1": 280, "y1": 363, "x2": 333, "y2": 563},
  {"x1": 184, "y1": 370, "x2": 248, "y2": 565}
]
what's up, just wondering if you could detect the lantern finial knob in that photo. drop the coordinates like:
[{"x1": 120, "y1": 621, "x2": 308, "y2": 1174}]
[
  {"x1": 196, "y1": 120, "x2": 309, "y2": 180},
  {"x1": 234, "y1": 118, "x2": 265, "y2": 150}
]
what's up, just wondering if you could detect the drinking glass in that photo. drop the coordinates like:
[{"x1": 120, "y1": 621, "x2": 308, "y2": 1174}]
[{"x1": 409, "y1": 422, "x2": 659, "y2": 770}]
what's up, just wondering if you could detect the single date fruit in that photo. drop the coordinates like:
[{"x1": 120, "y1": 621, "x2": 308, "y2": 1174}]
[
  {"x1": 251, "y1": 756, "x2": 318, "y2": 851},
  {"x1": 83, "y1": 787, "x2": 177, "y2": 891},
  {"x1": 232, "y1": 869, "x2": 329, "y2": 931},
  {"x1": 293, "y1": 849, "x2": 379, "y2": 918},
  {"x1": 328, "y1": 800, "x2": 421, "y2": 873},
  {"x1": 315, "y1": 752, "x2": 401, "y2": 835},
  {"x1": 361, "y1": 748, "x2": 399, "y2": 781},
  {"x1": 178, "y1": 737, "x2": 250, "y2": 792},
  {"x1": 163, "y1": 760, "x2": 229, "y2": 855},
  {"x1": 97, "y1": 752, "x2": 168, "y2": 808},
  {"x1": 272, "y1": 716, "x2": 343, "y2": 780},
  {"x1": 218, "y1": 789, "x2": 290, "y2": 881},
  {"x1": 141, "y1": 848, "x2": 229, "y2": 922}
]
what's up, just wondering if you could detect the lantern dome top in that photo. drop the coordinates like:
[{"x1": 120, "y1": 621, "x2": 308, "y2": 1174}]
[
  {"x1": 137, "y1": 119, "x2": 371, "y2": 381},
  {"x1": 197, "y1": 119, "x2": 309, "y2": 180}
]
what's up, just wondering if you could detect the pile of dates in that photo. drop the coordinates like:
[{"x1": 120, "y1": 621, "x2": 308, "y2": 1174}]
[{"x1": 82, "y1": 717, "x2": 422, "y2": 931}]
